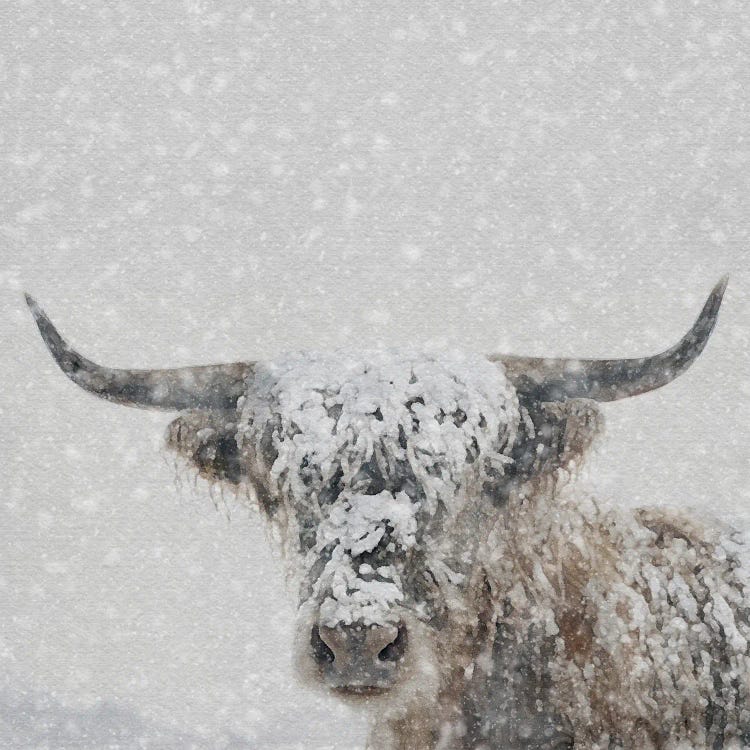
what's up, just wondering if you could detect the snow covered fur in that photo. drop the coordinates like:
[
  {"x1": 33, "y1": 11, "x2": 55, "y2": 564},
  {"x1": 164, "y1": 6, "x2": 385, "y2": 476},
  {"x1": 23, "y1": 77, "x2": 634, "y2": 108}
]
[
  {"x1": 27, "y1": 278, "x2": 744, "y2": 749},
  {"x1": 169, "y1": 350, "x2": 750, "y2": 749}
]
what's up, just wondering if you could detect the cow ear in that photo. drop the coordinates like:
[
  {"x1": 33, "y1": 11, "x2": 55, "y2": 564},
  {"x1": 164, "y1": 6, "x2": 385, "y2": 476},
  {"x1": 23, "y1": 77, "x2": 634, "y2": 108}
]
[
  {"x1": 166, "y1": 411, "x2": 245, "y2": 485},
  {"x1": 508, "y1": 398, "x2": 603, "y2": 488},
  {"x1": 538, "y1": 399, "x2": 603, "y2": 474}
]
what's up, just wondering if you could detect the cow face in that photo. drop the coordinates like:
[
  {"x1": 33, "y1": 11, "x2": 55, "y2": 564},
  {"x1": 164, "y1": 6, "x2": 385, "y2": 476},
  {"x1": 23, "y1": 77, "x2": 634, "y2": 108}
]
[
  {"x1": 228, "y1": 351, "x2": 520, "y2": 694},
  {"x1": 166, "y1": 350, "x2": 603, "y2": 697}
]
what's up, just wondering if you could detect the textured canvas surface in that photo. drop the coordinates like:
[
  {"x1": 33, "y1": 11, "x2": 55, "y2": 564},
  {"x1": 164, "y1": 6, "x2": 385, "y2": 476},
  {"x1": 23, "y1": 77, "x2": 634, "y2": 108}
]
[{"x1": 2, "y1": 2, "x2": 749, "y2": 747}]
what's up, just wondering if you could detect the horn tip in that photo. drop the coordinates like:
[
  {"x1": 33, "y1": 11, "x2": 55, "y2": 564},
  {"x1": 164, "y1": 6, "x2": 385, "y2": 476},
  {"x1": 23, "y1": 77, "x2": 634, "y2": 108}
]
[
  {"x1": 714, "y1": 274, "x2": 729, "y2": 298},
  {"x1": 24, "y1": 293, "x2": 45, "y2": 322}
]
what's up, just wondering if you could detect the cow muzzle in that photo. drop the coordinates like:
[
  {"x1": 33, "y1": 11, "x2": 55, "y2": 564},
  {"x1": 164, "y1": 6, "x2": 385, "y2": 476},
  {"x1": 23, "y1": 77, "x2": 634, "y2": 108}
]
[{"x1": 310, "y1": 621, "x2": 407, "y2": 694}]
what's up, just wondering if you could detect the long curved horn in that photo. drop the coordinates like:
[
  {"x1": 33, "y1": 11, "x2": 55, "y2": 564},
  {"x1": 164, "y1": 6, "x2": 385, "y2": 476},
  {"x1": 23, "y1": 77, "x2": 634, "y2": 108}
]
[
  {"x1": 26, "y1": 295, "x2": 252, "y2": 410},
  {"x1": 490, "y1": 277, "x2": 728, "y2": 402}
]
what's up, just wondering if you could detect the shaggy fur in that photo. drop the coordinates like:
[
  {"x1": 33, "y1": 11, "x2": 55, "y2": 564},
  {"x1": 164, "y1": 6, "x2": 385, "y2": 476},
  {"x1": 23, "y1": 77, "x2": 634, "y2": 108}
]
[{"x1": 165, "y1": 354, "x2": 750, "y2": 750}]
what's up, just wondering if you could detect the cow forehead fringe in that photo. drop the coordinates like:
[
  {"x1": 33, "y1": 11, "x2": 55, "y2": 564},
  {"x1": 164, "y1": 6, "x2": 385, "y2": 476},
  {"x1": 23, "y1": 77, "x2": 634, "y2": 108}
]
[{"x1": 240, "y1": 349, "x2": 520, "y2": 488}]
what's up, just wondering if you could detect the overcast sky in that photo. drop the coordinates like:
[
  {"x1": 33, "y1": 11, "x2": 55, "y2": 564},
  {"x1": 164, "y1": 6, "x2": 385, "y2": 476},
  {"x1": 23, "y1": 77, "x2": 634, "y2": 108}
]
[{"x1": 3, "y1": 2, "x2": 749, "y2": 748}]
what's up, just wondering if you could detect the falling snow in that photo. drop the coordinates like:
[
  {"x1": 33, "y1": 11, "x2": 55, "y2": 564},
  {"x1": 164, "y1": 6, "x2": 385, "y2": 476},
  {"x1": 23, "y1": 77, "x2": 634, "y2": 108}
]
[{"x1": 4, "y1": 1, "x2": 750, "y2": 748}]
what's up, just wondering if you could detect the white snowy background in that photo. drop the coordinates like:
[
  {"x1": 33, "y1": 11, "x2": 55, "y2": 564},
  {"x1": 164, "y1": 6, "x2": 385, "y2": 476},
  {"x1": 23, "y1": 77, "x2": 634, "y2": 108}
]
[{"x1": 2, "y1": 2, "x2": 750, "y2": 748}]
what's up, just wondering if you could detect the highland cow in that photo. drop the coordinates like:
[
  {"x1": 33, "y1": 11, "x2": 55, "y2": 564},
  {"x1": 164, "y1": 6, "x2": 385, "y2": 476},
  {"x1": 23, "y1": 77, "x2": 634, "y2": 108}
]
[{"x1": 27, "y1": 278, "x2": 749, "y2": 749}]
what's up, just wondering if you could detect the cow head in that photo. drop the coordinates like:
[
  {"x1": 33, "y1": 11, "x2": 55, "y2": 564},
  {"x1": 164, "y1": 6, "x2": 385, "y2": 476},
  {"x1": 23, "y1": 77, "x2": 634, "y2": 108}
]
[{"x1": 26, "y1": 278, "x2": 726, "y2": 699}]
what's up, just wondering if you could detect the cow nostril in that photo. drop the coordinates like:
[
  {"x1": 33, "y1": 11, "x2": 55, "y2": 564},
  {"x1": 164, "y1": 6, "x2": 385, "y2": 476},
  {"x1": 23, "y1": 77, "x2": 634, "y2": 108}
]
[
  {"x1": 311, "y1": 625, "x2": 335, "y2": 664},
  {"x1": 377, "y1": 624, "x2": 407, "y2": 662}
]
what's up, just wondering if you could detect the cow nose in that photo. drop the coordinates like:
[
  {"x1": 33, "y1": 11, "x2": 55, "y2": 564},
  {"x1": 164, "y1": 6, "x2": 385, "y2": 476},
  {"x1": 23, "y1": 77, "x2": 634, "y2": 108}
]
[{"x1": 311, "y1": 622, "x2": 407, "y2": 691}]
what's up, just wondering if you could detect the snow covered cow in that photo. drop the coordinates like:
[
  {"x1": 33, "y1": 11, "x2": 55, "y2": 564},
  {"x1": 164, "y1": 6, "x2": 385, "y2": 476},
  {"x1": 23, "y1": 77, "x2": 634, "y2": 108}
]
[{"x1": 27, "y1": 279, "x2": 750, "y2": 749}]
